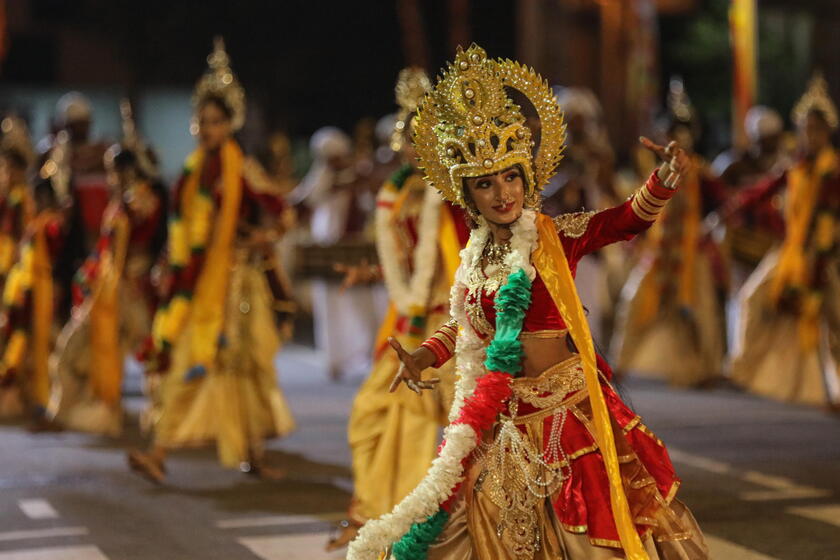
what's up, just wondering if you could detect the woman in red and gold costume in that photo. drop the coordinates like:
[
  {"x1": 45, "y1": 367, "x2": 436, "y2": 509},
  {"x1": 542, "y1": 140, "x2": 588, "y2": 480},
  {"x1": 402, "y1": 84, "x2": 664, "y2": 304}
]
[
  {"x1": 611, "y1": 81, "x2": 728, "y2": 387},
  {"x1": 0, "y1": 120, "x2": 66, "y2": 426},
  {"x1": 348, "y1": 45, "x2": 708, "y2": 560},
  {"x1": 726, "y1": 74, "x2": 840, "y2": 407},
  {"x1": 47, "y1": 101, "x2": 168, "y2": 436},
  {"x1": 128, "y1": 38, "x2": 295, "y2": 482},
  {"x1": 328, "y1": 68, "x2": 470, "y2": 551}
]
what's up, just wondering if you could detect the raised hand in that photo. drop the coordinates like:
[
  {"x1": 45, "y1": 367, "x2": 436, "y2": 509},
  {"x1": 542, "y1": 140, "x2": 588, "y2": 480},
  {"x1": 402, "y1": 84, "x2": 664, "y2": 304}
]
[
  {"x1": 639, "y1": 137, "x2": 689, "y2": 190},
  {"x1": 387, "y1": 337, "x2": 440, "y2": 394}
]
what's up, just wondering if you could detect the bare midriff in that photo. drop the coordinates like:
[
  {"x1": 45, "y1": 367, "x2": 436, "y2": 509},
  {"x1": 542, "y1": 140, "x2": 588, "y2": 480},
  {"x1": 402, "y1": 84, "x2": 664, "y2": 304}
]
[{"x1": 520, "y1": 335, "x2": 575, "y2": 378}]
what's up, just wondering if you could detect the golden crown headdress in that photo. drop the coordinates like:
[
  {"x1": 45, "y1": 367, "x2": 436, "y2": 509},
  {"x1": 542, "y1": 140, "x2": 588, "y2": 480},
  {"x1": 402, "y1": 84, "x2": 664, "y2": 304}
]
[
  {"x1": 413, "y1": 44, "x2": 565, "y2": 209},
  {"x1": 391, "y1": 67, "x2": 432, "y2": 152},
  {"x1": 0, "y1": 116, "x2": 35, "y2": 169},
  {"x1": 792, "y1": 72, "x2": 838, "y2": 131},
  {"x1": 193, "y1": 37, "x2": 246, "y2": 131}
]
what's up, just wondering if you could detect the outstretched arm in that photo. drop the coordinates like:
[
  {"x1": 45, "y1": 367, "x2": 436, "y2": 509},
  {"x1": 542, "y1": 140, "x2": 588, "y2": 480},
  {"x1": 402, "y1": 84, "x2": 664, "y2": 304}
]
[{"x1": 558, "y1": 139, "x2": 688, "y2": 267}]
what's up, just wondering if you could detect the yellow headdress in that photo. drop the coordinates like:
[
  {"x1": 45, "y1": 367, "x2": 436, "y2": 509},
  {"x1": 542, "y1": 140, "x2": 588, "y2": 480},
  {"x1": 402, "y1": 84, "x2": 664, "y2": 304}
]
[
  {"x1": 792, "y1": 72, "x2": 838, "y2": 131},
  {"x1": 391, "y1": 67, "x2": 432, "y2": 152},
  {"x1": 413, "y1": 44, "x2": 565, "y2": 209},
  {"x1": 193, "y1": 37, "x2": 246, "y2": 131}
]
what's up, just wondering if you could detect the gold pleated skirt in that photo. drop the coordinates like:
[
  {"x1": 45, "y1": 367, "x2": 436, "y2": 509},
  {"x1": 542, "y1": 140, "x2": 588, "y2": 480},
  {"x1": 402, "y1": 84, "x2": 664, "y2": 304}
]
[
  {"x1": 149, "y1": 255, "x2": 295, "y2": 467},
  {"x1": 428, "y1": 359, "x2": 709, "y2": 560}
]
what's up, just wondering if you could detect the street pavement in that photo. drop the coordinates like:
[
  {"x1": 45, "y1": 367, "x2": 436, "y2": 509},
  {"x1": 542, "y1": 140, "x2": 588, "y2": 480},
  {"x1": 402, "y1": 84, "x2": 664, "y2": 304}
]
[{"x1": 1, "y1": 345, "x2": 839, "y2": 559}]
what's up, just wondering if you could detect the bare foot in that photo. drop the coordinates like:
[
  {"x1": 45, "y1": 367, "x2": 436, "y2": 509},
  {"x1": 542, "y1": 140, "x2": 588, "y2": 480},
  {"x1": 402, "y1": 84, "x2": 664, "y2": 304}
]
[
  {"x1": 325, "y1": 519, "x2": 362, "y2": 552},
  {"x1": 127, "y1": 450, "x2": 166, "y2": 484}
]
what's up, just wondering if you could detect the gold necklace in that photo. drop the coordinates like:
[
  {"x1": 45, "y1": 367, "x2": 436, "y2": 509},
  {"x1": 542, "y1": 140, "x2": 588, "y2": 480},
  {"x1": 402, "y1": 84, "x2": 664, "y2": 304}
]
[{"x1": 482, "y1": 238, "x2": 512, "y2": 266}]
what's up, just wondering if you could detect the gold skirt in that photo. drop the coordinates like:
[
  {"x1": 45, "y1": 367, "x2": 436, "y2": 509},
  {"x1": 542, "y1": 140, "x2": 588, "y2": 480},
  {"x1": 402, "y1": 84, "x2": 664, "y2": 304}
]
[
  {"x1": 47, "y1": 256, "x2": 153, "y2": 436},
  {"x1": 731, "y1": 250, "x2": 840, "y2": 406},
  {"x1": 149, "y1": 254, "x2": 295, "y2": 468},
  {"x1": 612, "y1": 252, "x2": 724, "y2": 386},
  {"x1": 429, "y1": 357, "x2": 709, "y2": 560}
]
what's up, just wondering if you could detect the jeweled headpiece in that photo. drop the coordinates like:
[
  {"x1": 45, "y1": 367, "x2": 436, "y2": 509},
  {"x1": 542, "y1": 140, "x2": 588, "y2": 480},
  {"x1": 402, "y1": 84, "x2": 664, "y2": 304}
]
[
  {"x1": 792, "y1": 72, "x2": 838, "y2": 131},
  {"x1": 0, "y1": 116, "x2": 34, "y2": 169},
  {"x1": 413, "y1": 44, "x2": 565, "y2": 208},
  {"x1": 391, "y1": 67, "x2": 432, "y2": 152},
  {"x1": 105, "y1": 99, "x2": 159, "y2": 178},
  {"x1": 192, "y1": 37, "x2": 246, "y2": 131}
]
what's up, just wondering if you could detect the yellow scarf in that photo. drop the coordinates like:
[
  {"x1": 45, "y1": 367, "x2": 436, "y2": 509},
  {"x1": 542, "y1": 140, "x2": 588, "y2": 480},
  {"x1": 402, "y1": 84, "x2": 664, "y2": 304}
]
[
  {"x1": 154, "y1": 139, "x2": 244, "y2": 371},
  {"x1": 532, "y1": 213, "x2": 648, "y2": 560},
  {"x1": 0, "y1": 184, "x2": 34, "y2": 275},
  {"x1": 770, "y1": 147, "x2": 838, "y2": 350},
  {"x1": 88, "y1": 204, "x2": 130, "y2": 406}
]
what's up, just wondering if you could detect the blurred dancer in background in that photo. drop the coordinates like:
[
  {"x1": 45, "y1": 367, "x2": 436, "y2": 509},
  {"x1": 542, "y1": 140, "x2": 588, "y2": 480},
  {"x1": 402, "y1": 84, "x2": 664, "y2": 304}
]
[
  {"x1": 712, "y1": 106, "x2": 789, "y2": 349},
  {"x1": 47, "y1": 101, "x2": 167, "y2": 436},
  {"x1": 727, "y1": 74, "x2": 840, "y2": 407},
  {"x1": 40, "y1": 93, "x2": 110, "y2": 321},
  {"x1": 129, "y1": 38, "x2": 295, "y2": 482},
  {"x1": 328, "y1": 68, "x2": 469, "y2": 551},
  {"x1": 0, "y1": 121, "x2": 66, "y2": 428},
  {"x1": 611, "y1": 79, "x2": 728, "y2": 387},
  {"x1": 0, "y1": 117, "x2": 37, "y2": 419}
]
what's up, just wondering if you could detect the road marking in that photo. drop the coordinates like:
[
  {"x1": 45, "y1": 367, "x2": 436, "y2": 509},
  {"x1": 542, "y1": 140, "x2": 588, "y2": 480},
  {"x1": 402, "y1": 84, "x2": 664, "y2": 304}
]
[
  {"x1": 668, "y1": 448, "x2": 830, "y2": 501},
  {"x1": 705, "y1": 535, "x2": 779, "y2": 560},
  {"x1": 238, "y1": 533, "x2": 345, "y2": 559},
  {"x1": 0, "y1": 527, "x2": 89, "y2": 542},
  {"x1": 18, "y1": 499, "x2": 60, "y2": 520},
  {"x1": 0, "y1": 545, "x2": 108, "y2": 560},
  {"x1": 787, "y1": 504, "x2": 840, "y2": 528},
  {"x1": 217, "y1": 512, "x2": 344, "y2": 529}
]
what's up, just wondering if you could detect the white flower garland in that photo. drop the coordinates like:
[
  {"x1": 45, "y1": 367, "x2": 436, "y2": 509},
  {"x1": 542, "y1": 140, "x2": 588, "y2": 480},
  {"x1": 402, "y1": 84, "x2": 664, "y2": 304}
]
[
  {"x1": 375, "y1": 180, "x2": 443, "y2": 316},
  {"x1": 348, "y1": 209, "x2": 539, "y2": 560}
]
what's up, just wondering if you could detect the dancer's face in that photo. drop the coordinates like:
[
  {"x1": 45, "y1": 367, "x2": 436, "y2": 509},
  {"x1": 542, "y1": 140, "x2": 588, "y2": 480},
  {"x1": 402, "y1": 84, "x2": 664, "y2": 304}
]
[
  {"x1": 464, "y1": 166, "x2": 525, "y2": 226},
  {"x1": 801, "y1": 111, "x2": 831, "y2": 157},
  {"x1": 197, "y1": 100, "x2": 232, "y2": 151}
]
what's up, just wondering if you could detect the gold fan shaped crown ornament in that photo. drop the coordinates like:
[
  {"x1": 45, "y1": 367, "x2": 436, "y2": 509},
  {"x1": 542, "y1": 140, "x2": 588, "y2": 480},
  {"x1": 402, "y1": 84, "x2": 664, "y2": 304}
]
[
  {"x1": 792, "y1": 72, "x2": 838, "y2": 131},
  {"x1": 413, "y1": 44, "x2": 566, "y2": 209},
  {"x1": 192, "y1": 36, "x2": 246, "y2": 131},
  {"x1": 391, "y1": 67, "x2": 432, "y2": 152}
]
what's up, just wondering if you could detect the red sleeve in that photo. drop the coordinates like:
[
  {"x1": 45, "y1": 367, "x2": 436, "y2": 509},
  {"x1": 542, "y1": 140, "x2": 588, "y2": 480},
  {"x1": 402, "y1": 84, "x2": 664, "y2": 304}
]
[{"x1": 559, "y1": 171, "x2": 675, "y2": 269}]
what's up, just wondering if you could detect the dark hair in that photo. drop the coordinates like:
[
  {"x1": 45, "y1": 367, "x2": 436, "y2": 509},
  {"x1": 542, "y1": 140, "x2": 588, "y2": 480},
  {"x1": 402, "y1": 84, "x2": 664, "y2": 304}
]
[
  {"x1": 198, "y1": 94, "x2": 233, "y2": 121},
  {"x1": 111, "y1": 147, "x2": 139, "y2": 171},
  {"x1": 0, "y1": 148, "x2": 28, "y2": 171}
]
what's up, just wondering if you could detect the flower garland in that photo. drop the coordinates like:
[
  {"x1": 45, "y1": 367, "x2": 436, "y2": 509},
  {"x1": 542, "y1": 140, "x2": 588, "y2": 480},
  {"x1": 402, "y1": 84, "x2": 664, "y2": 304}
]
[
  {"x1": 375, "y1": 166, "x2": 443, "y2": 318},
  {"x1": 347, "y1": 210, "x2": 539, "y2": 560}
]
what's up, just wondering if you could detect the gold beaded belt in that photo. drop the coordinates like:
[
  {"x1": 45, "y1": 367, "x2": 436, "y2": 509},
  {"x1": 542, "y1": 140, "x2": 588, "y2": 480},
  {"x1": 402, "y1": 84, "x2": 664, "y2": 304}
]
[{"x1": 510, "y1": 355, "x2": 586, "y2": 409}]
